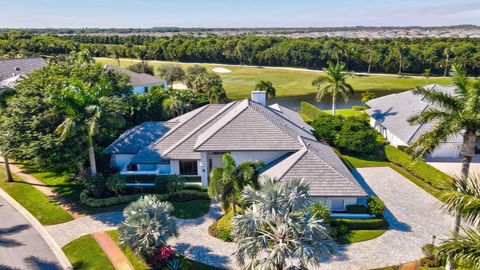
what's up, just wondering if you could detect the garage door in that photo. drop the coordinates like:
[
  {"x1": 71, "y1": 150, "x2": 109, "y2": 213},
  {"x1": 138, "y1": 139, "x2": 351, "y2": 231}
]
[{"x1": 431, "y1": 144, "x2": 460, "y2": 158}]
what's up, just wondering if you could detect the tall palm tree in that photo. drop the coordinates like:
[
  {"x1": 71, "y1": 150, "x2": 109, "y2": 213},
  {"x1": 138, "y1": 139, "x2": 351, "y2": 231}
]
[
  {"x1": 54, "y1": 81, "x2": 125, "y2": 174},
  {"x1": 111, "y1": 47, "x2": 122, "y2": 67},
  {"x1": 134, "y1": 46, "x2": 148, "y2": 73},
  {"x1": 436, "y1": 175, "x2": 480, "y2": 269},
  {"x1": 119, "y1": 195, "x2": 177, "y2": 256},
  {"x1": 208, "y1": 153, "x2": 265, "y2": 213},
  {"x1": 255, "y1": 80, "x2": 276, "y2": 99},
  {"x1": 408, "y1": 66, "x2": 480, "y2": 270},
  {"x1": 232, "y1": 178, "x2": 337, "y2": 270},
  {"x1": 443, "y1": 47, "x2": 451, "y2": 78},
  {"x1": 312, "y1": 62, "x2": 354, "y2": 116}
]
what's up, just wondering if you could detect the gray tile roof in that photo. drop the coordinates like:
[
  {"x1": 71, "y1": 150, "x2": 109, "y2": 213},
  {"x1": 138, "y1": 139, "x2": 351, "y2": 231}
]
[
  {"x1": 269, "y1": 103, "x2": 313, "y2": 131},
  {"x1": 262, "y1": 137, "x2": 367, "y2": 197},
  {"x1": 130, "y1": 104, "x2": 227, "y2": 163},
  {"x1": 0, "y1": 58, "x2": 47, "y2": 81},
  {"x1": 104, "y1": 122, "x2": 173, "y2": 154},
  {"x1": 366, "y1": 84, "x2": 462, "y2": 144},
  {"x1": 194, "y1": 100, "x2": 315, "y2": 151},
  {"x1": 104, "y1": 64, "x2": 166, "y2": 87}
]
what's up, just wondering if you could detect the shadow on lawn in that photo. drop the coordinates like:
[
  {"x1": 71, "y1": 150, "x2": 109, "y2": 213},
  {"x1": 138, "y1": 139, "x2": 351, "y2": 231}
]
[
  {"x1": 353, "y1": 169, "x2": 411, "y2": 232},
  {"x1": 174, "y1": 242, "x2": 230, "y2": 269}
]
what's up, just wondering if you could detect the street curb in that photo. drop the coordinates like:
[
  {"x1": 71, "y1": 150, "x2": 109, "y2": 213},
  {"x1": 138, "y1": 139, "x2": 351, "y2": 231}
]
[{"x1": 0, "y1": 188, "x2": 73, "y2": 269}]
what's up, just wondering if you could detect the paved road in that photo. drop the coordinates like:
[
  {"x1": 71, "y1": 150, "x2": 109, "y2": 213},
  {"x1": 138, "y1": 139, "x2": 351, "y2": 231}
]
[
  {"x1": 0, "y1": 195, "x2": 62, "y2": 270},
  {"x1": 427, "y1": 155, "x2": 480, "y2": 177}
]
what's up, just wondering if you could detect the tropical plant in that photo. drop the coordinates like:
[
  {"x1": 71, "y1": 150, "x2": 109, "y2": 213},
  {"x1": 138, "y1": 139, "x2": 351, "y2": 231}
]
[
  {"x1": 436, "y1": 227, "x2": 480, "y2": 270},
  {"x1": 111, "y1": 47, "x2": 122, "y2": 67},
  {"x1": 82, "y1": 173, "x2": 108, "y2": 198},
  {"x1": 134, "y1": 45, "x2": 148, "y2": 73},
  {"x1": 186, "y1": 72, "x2": 222, "y2": 94},
  {"x1": 232, "y1": 178, "x2": 337, "y2": 270},
  {"x1": 127, "y1": 62, "x2": 154, "y2": 75},
  {"x1": 255, "y1": 80, "x2": 276, "y2": 98},
  {"x1": 208, "y1": 153, "x2": 265, "y2": 213},
  {"x1": 208, "y1": 85, "x2": 228, "y2": 104},
  {"x1": 310, "y1": 201, "x2": 331, "y2": 221},
  {"x1": 119, "y1": 195, "x2": 177, "y2": 257},
  {"x1": 361, "y1": 91, "x2": 376, "y2": 105},
  {"x1": 54, "y1": 80, "x2": 125, "y2": 174},
  {"x1": 367, "y1": 196, "x2": 385, "y2": 216},
  {"x1": 312, "y1": 62, "x2": 354, "y2": 116},
  {"x1": 106, "y1": 173, "x2": 126, "y2": 196}
]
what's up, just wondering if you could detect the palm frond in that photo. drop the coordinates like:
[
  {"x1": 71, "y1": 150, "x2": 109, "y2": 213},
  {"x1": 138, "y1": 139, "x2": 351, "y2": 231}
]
[
  {"x1": 409, "y1": 119, "x2": 460, "y2": 158},
  {"x1": 411, "y1": 86, "x2": 461, "y2": 112},
  {"x1": 436, "y1": 226, "x2": 480, "y2": 269},
  {"x1": 441, "y1": 174, "x2": 480, "y2": 226}
]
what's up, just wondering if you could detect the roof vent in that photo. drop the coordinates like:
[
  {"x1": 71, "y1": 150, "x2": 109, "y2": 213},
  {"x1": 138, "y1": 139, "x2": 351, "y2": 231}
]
[{"x1": 14, "y1": 67, "x2": 20, "y2": 71}]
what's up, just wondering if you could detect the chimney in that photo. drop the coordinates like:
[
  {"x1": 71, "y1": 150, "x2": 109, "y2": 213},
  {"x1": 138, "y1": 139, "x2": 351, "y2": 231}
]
[{"x1": 251, "y1": 91, "x2": 267, "y2": 106}]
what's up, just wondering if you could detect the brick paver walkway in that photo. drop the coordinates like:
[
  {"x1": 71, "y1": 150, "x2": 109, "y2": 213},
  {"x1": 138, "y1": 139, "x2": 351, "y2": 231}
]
[{"x1": 92, "y1": 231, "x2": 134, "y2": 270}]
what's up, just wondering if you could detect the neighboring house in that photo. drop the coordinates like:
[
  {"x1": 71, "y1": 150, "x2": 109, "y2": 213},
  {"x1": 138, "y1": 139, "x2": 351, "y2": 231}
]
[
  {"x1": 104, "y1": 64, "x2": 167, "y2": 94},
  {"x1": 0, "y1": 58, "x2": 47, "y2": 89},
  {"x1": 106, "y1": 91, "x2": 367, "y2": 210},
  {"x1": 366, "y1": 84, "x2": 463, "y2": 158}
]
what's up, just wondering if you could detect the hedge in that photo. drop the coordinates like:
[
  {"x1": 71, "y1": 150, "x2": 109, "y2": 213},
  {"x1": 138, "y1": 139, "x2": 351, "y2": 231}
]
[
  {"x1": 331, "y1": 218, "x2": 387, "y2": 230},
  {"x1": 345, "y1": 204, "x2": 369, "y2": 214},
  {"x1": 300, "y1": 102, "x2": 324, "y2": 120},
  {"x1": 168, "y1": 190, "x2": 209, "y2": 202},
  {"x1": 384, "y1": 145, "x2": 451, "y2": 189}
]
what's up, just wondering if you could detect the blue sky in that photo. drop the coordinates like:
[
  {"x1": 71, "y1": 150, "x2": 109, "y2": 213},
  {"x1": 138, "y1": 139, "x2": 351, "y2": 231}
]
[{"x1": 2, "y1": 0, "x2": 479, "y2": 28}]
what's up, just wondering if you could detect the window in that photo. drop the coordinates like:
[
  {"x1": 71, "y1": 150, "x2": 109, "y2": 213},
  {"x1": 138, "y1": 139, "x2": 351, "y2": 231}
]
[
  {"x1": 144, "y1": 86, "x2": 149, "y2": 93},
  {"x1": 179, "y1": 160, "x2": 198, "y2": 175},
  {"x1": 331, "y1": 199, "x2": 345, "y2": 211}
]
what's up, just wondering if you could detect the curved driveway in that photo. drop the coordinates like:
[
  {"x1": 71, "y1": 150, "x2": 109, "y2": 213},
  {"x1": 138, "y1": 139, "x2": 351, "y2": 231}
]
[{"x1": 0, "y1": 194, "x2": 62, "y2": 270}]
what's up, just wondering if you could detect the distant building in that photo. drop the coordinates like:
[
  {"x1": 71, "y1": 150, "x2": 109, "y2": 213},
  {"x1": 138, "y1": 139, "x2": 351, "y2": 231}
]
[
  {"x1": 104, "y1": 64, "x2": 167, "y2": 94},
  {"x1": 106, "y1": 91, "x2": 367, "y2": 211},
  {"x1": 0, "y1": 58, "x2": 47, "y2": 89},
  {"x1": 366, "y1": 84, "x2": 465, "y2": 158}
]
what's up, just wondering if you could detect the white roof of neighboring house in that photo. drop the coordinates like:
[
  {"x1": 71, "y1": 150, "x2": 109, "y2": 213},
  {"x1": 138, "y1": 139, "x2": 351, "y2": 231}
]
[
  {"x1": 104, "y1": 64, "x2": 166, "y2": 87},
  {"x1": 107, "y1": 99, "x2": 367, "y2": 198},
  {"x1": 366, "y1": 84, "x2": 462, "y2": 144}
]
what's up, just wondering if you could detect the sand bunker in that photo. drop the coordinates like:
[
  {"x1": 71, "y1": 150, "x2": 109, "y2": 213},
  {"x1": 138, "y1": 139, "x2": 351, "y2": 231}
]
[
  {"x1": 172, "y1": 83, "x2": 188, "y2": 89},
  {"x1": 212, "y1": 67, "x2": 232, "y2": 73}
]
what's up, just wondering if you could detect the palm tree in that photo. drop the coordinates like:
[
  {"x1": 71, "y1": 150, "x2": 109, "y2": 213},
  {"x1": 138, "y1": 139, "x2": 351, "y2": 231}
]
[
  {"x1": 119, "y1": 195, "x2": 177, "y2": 257},
  {"x1": 255, "y1": 80, "x2": 276, "y2": 99},
  {"x1": 232, "y1": 178, "x2": 337, "y2": 270},
  {"x1": 0, "y1": 154, "x2": 13, "y2": 182},
  {"x1": 408, "y1": 66, "x2": 480, "y2": 270},
  {"x1": 312, "y1": 62, "x2": 354, "y2": 116},
  {"x1": 134, "y1": 46, "x2": 148, "y2": 73},
  {"x1": 436, "y1": 175, "x2": 480, "y2": 269},
  {"x1": 111, "y1": 47, "x2": 122, "y2": 67},
  {"x1": 54, "y1": 81, "x2": 125, "y2": 175},
  {"x1": 208, "y1": 153, "x2": 265, "y2": 213},
  {"x1": 394, "y1": 41, "x2": 407, "y2": 74},
  {"x1": 443, "y1": 47, "x2": 451, "y2": 78},
  {"x1": 207, "y1": 85, "x2": 228, "y2": 104}
]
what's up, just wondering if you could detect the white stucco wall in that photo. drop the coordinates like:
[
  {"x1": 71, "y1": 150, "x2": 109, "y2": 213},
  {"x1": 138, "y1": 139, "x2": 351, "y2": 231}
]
[
  {"x1": 231, "y1": 151, "x2": 289, "y2": 165},
  {"x1": 170, "y1": 160, "x2": 180, "y2": 175},
  {"x1": 311, "y1": 197, "x2": 359, "y2": 211},
  {"x1": 111, "y1": 154, "x2": 135, "y2": 169},
  {"x1": 370, "y1": 118, "x2": 408, "y2": 147},
  {"x1": 132, "y1": 82, "x2": 167, "y2": 94}
]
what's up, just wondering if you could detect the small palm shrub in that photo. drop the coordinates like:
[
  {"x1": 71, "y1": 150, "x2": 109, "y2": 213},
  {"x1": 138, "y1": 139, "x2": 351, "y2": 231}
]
[
  {"x1": 106, "y1": 173, "x2": 126, "y2": 195},
  {"x1": 367, "y1": 196, "x2": 385, "y2": 216},
  {"x1": 82, "y1": 173, "x2": 108, "y2": 198},
  {"x1": 310, "y1": 201, "x2": 331, "y2": 221},
  {"x1": 119, "y1": 195, "x2": 177, "y2": 257}
]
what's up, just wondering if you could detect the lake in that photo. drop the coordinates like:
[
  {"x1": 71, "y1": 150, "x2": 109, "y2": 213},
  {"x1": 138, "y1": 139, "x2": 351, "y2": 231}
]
[{"x1": 268, "y1": 90, "x2": 404, "y2": 111}]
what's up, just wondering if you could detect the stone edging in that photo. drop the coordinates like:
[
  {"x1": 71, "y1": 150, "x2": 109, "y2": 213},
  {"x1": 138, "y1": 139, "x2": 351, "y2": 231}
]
[{"x1": 0, "y1": 188, "x2": 73, "y2": 270}]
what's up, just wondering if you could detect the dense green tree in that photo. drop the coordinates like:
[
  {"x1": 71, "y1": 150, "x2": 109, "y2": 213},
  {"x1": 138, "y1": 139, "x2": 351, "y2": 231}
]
[
  {"x1": 157, "y1": 64, "x2": 185, "y2": 86},
  {"x1": 208, "y1": 153, "x2": 265, "y2": 213},
  {"x1": 207, "y1": 85, "x2": 228, "y2": 104},
  {"x1": 127, "y1": 62, "x2": 154, "y2": 75},
  {"x1": 312, "y1": 62, "x2": 354, "y2": 116},
  {"x1": 233, "y1": 178, "x2": 337, "y2": 270}
]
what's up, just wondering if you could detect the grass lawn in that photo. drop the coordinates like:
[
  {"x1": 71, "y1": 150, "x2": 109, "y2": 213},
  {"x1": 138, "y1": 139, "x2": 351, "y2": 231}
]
[
  {"x1": 321, "y1": 108, "x2": 368, "y2": 118},
  {"x1": 337, "y1": 228, "x2": 388, "y2": 244},
  {"x1": 171, "y1": 199, "x2": 211, "y2": 219},
  {"x1": 62, "y1": 234, "x2": 115, "y2": 270},
  {"x1": 107, "y1": 229, "x2": 223, "y2": 270},
  {"x1": 95, "y1": 58, "x2": 453, "y2": 100},
  {"x1": 0, "y1": 166, "x2": 73, "y2": 225}
]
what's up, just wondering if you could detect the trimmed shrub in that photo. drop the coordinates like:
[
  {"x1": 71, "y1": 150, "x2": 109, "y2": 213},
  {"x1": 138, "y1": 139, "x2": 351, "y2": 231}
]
[
  {"x1": 310, "y1": 201, "x2": 331, "y2": 221},
  {"x1": 182, "y1": 185, "x2": 208, "y2": 192},
  {"x1": 80, "y1": 190, "x2": 150, "y2": 207},
  {"x1": 311, "y1": 113, "x2": 344, "y2": 143},
  {"x1": 168, "y1": 189, "x2": 209, "y2": 202},
  {"x1": 82, "y1": 173, "x2": 108, "y2": 198},
  {"x1": 300, "y1": 102, "x2": 324, "y2": 120},
  {"x1": 125, "y1": 174, "x2": 157, "y2": 183},
  {"x1": 385, "y1": 145, "x2": 451, "y2": 189},
  {"x1": 331, "y1": 218, "x2": 387, "y2": 230},
  {"x1": 367, "y1": 196, "x2": 385, "y2": 216},
  {"x1": 337, "y1": 224, "x2": 349, "y2": 235},
  {"x1": 346, "y1": 204, "x2": 369, "y2": 214},
  {"x1": 335, "y1": 118, "x2": 377, "y2": 155},
  {"x1": 329, "y1": 226, "x2": 338, "y2": 237},
  {"x1": 106, "y1": 174, "x2": 126, "y2": 196},
  {"x1": 352, "y1": 105, "x2": 366, "y2": 111},
  {"x1": 216, "y1": 211, "x2": 234, "y2": 242}
]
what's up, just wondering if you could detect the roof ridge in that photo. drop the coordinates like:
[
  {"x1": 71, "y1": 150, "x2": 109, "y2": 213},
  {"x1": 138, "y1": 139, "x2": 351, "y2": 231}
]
[
  {"x1": 162, "y1": 102, "x2": 236, "y2": 156},
  {"x1": 194, "y1": 100, "x2": 250, "y2": 150}
]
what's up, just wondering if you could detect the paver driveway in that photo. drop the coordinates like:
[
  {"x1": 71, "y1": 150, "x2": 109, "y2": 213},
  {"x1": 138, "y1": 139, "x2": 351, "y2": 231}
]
[
  {"x1": 0, "y1": 195, "x2": 62, "y2": 270},
  {"x1": 316, "y1": 167, "x2": 454, "y2": 270}
]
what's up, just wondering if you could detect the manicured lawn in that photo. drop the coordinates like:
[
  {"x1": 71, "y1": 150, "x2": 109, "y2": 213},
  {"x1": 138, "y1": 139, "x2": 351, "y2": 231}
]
[
  {"x1": 62, "y1": 234, "x2": 115, "y2": 270},
  {"x1": 171, "y1": 199, "x2": 211, "y2": 219},
  {"x1": 337, "y1": 228, "x2": 388, "y2": 244},
  {"x1": 107, "y1": 229, "x2": 223, "y2": 270},
  {"x1": 95, "y1": 58, "x2": 453, "y2": 100},
  {"x1": 107, "y1": 230, "x2": 149, "y2": 270},
  {"x1": 0, "y1": 166, "x2": 73, "y2": 225},
  {"x1": 322, "y1": 108, "x2": 368, "y2": 118}
]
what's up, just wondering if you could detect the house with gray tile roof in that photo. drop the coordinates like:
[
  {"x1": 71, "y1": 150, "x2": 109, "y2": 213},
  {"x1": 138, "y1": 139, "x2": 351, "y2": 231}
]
[
  {"x1": 0, "y1": 58, "x2": 47, "y2": 89},
  {"x1": 106, "y1": 91, "x2": 367, "y2": 210},
  {"x1": 104, "y1": 64, "x2": 167, "y2": 94},
  {"x1": 366, "y1": 84, "x2": 463, "y2": 158}
]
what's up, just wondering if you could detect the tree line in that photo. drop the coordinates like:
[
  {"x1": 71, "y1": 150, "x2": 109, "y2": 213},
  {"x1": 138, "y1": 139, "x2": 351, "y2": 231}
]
[{"x1": 2, "y1": 30, "x2": 480, "y2": 76}]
